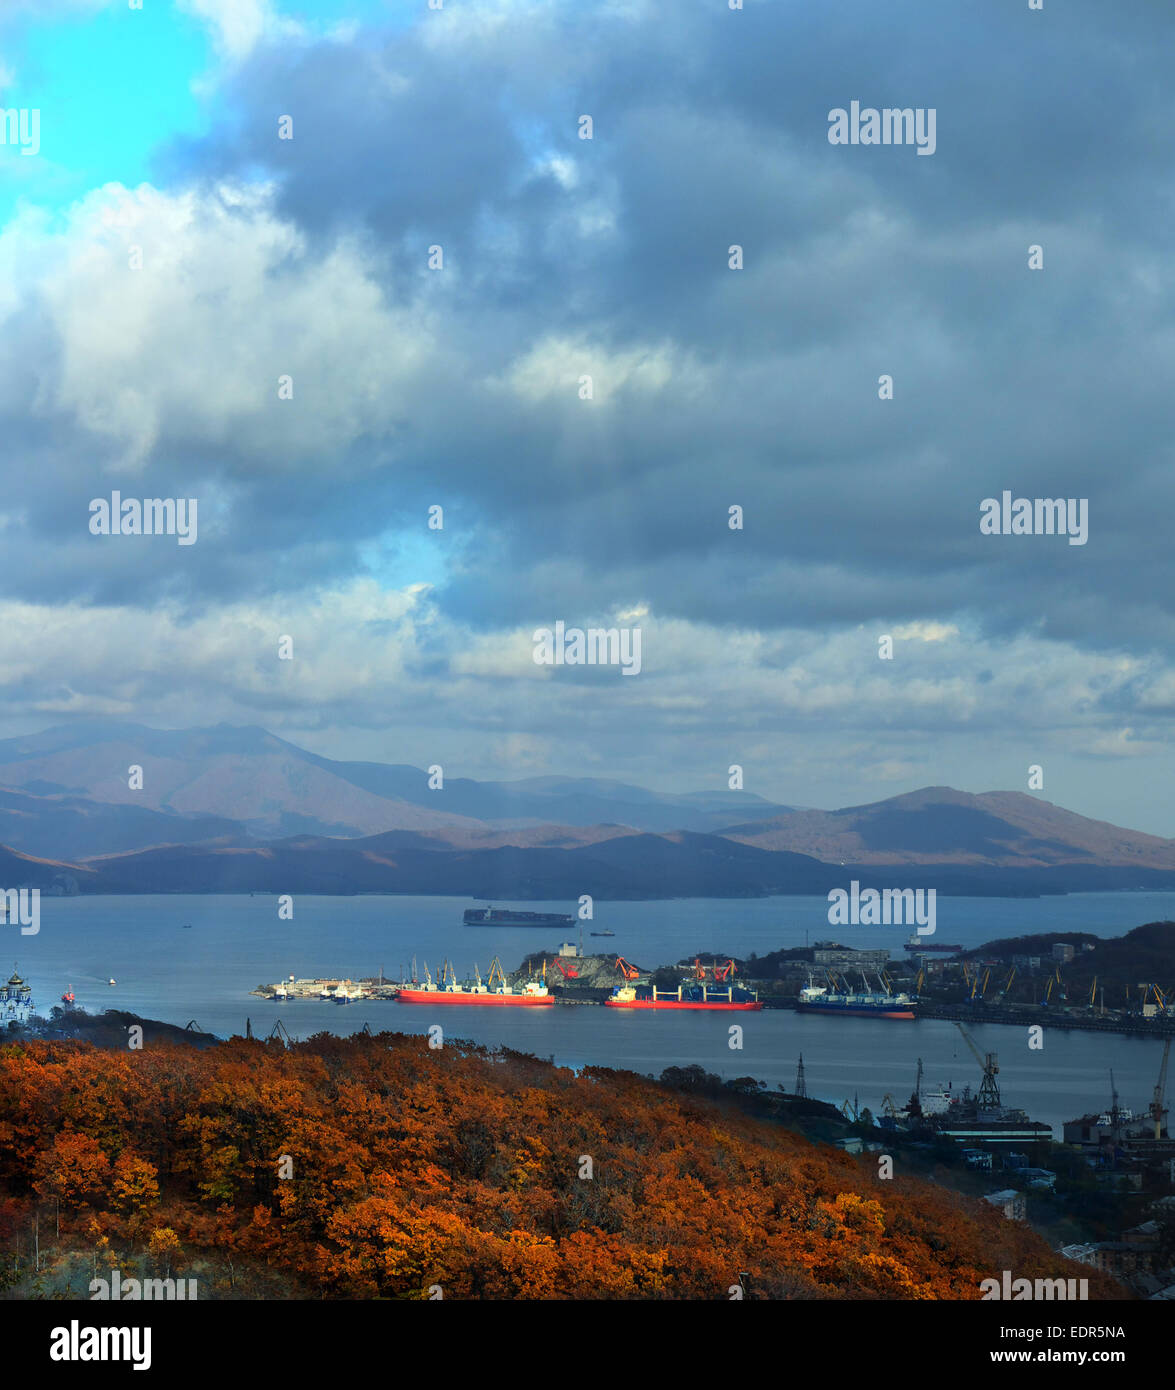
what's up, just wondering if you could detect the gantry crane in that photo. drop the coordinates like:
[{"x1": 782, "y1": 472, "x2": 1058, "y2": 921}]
[
  {"x1": 1150, "y1": 1039, "x2": 1172, "y2": 1140},
  {"x1": 955, "y1": 1021, "x2": 1001, "y2": 1111}
]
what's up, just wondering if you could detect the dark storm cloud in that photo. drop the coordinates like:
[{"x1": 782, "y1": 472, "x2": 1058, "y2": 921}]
[{"x1": 5, "y1": 0, "x2": 1175, "y2": 670}]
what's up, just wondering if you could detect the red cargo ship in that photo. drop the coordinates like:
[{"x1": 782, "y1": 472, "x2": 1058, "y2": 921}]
[
  {"x1": 605, "y1": 982, "x2": 762, "y2": 1011},
  {"x1": 395, "y1": 957, "x2": 554, "y2": 1007}
]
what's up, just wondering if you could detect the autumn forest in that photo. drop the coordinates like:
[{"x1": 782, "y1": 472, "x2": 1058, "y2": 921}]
[{"x1": 0, "y1": 1031, "x2": 1125, "y2": 1300}]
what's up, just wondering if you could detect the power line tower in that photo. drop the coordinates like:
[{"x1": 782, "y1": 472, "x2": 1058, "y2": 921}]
[{"x1": 795, "y1": 1053, "x2": 807, "y2": 1098}]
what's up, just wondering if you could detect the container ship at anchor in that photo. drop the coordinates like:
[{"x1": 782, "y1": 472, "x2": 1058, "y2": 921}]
[
  {"x1": 395, "y1": 957, "x2": 554, "y2": 1007},
  {"x1": 605, "y1": 959, "x2": 762, "y2": 1011},
  {"x1": 464, "y1": 905, "x2": 575, "y2": 928}
]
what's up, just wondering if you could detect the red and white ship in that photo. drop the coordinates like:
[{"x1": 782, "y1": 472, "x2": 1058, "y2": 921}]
[{"x1": 396, "y1": 957, "x2": 554, "y2": 1007}]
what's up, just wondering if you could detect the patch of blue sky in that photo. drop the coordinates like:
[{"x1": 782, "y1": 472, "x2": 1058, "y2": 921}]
[
  {"x1": 359, "y1": 525, "x2": 450, "y2": 593},
  {"x1": 0, "y1": 0, "x2": 420, "y2": 226},
  {"x1": 0, "y1": 3, "x2": 209, "y2": 224}
]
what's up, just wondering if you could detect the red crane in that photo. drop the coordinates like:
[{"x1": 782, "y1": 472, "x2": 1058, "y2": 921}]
[
  {"x1": 546, "y1": 955, "x2": 579, "y2": 980},
  {"x1": 615, "y1": 957, "x2": 641, "y2": 981},
  {"x1": 713, "y1": 960, "x2": 736, "y2": 982}
]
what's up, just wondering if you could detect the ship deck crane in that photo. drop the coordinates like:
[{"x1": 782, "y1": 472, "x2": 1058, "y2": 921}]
[
  {"x1": 1151, "y1": 1038, "x2": 1172, "y2": 1140},
  {"x1": 954, "y1": 1021, "x2": 1001, "y2": 1111},
  {"x1": 713, "y1": 959, "x2": 736, "y2": 982}
]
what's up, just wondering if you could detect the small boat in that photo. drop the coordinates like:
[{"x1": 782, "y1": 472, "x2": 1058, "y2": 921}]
[
  {"x1": 108, "y1": 978, "x2": 116, "y2": 986},
  {"x1": 181, "y1": 923, "x2": 192, "y2": 929},
  {"x1": 590, "y1": 930, "x2": 615, "y2": 937}
]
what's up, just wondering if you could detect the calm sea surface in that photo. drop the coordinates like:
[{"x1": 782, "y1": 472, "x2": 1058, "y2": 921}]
[{"x1": 14, "y1": 891, "x2": 1175, "y2": 1136}]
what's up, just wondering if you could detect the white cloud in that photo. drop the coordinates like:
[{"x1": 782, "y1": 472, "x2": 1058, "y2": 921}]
[{"x1": 1, "y1": 182, "x2": 439, "y2": 471}]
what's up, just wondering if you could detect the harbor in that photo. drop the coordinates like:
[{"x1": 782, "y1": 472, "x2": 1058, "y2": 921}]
[{"x1": 15, "y1": 891, "x2": 1175, "y2": 1141}]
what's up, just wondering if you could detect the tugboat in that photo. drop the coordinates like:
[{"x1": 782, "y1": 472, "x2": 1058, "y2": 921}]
[
  {"x1": 60, "y1": 986, "x2": 75, "y2": 1005},
  {"x1": 396, "y1": 957, "x2": 554, "y2": 1007}
]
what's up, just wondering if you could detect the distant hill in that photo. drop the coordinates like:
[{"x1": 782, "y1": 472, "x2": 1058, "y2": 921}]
[
  {"x1": 64, "y1": 829, "x2": 1175, "y2": 899},
  {"x1": 963, "y1": 921, "x2": 1175, "y2": 1005},
  {"x1": 0, "y1": 841, "x2": 97, "y2": 891},
  {"x1": 0, "y1": 722, "x2": 792, "y2": 844},
  {"x1": 79, "y1": 829, "x2": 843, "y2": 899},
  {"x1": 0, "y1": 784, "x2": 242, "y2": 861},
  {"x1": 718, "y1": 786, "x2": 1175, "y2": 870},
  {"x1": 1, "y1": 724, "x2": 1175, "y2": 895}
]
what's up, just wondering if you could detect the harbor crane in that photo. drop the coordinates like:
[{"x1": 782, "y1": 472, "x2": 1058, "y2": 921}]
[
  {"x1": 267, "y1": 1018, "x2": 292, "y2": 1045},
  {"x1": 545, "y1": 955, "x2": 579, "y2": 981},
  {"x1": 1150, "y1": 1039, "x2": 1172, "y2": 1140},
  {"x1": 614, "y1": 957, "x2": 641, "y2": 981},
  {"x1": 954, "y1": 1021, "x2": 1001, "y2": 1111}
]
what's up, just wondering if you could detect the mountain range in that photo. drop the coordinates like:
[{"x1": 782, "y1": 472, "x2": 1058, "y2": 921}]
[{"x1": 0, "y1": 722, "x2": 1173, "y2": 898}]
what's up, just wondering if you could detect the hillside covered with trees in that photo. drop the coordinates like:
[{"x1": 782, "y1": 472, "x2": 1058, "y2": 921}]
[{"x1": 0, "y1": 1032, "x2": 1122, "y2": 1300}]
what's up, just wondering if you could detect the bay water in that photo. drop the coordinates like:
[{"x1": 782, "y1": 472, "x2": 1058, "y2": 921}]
[{"x1": 13, "y1": 891, "x2": 1175, "y2": 1136}]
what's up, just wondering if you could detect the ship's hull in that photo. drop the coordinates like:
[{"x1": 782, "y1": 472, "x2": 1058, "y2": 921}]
[
  {"x1": 463, "y1": 910, "x2": 574, "y2": 927},
  {"x1": 395, "y1": 988, "x2": 554, "y2": 1006},
  {"x1": 605, "y1": 998, "x2": 762, "y2": 1011},
  {"x1": 797, "y1": 1001, "x2": 916, "y2": 1019}
]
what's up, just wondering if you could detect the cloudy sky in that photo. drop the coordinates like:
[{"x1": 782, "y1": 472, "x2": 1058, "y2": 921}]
[{"x1": 2, "y1": 0, "x2": 1175, "y2": 833}]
